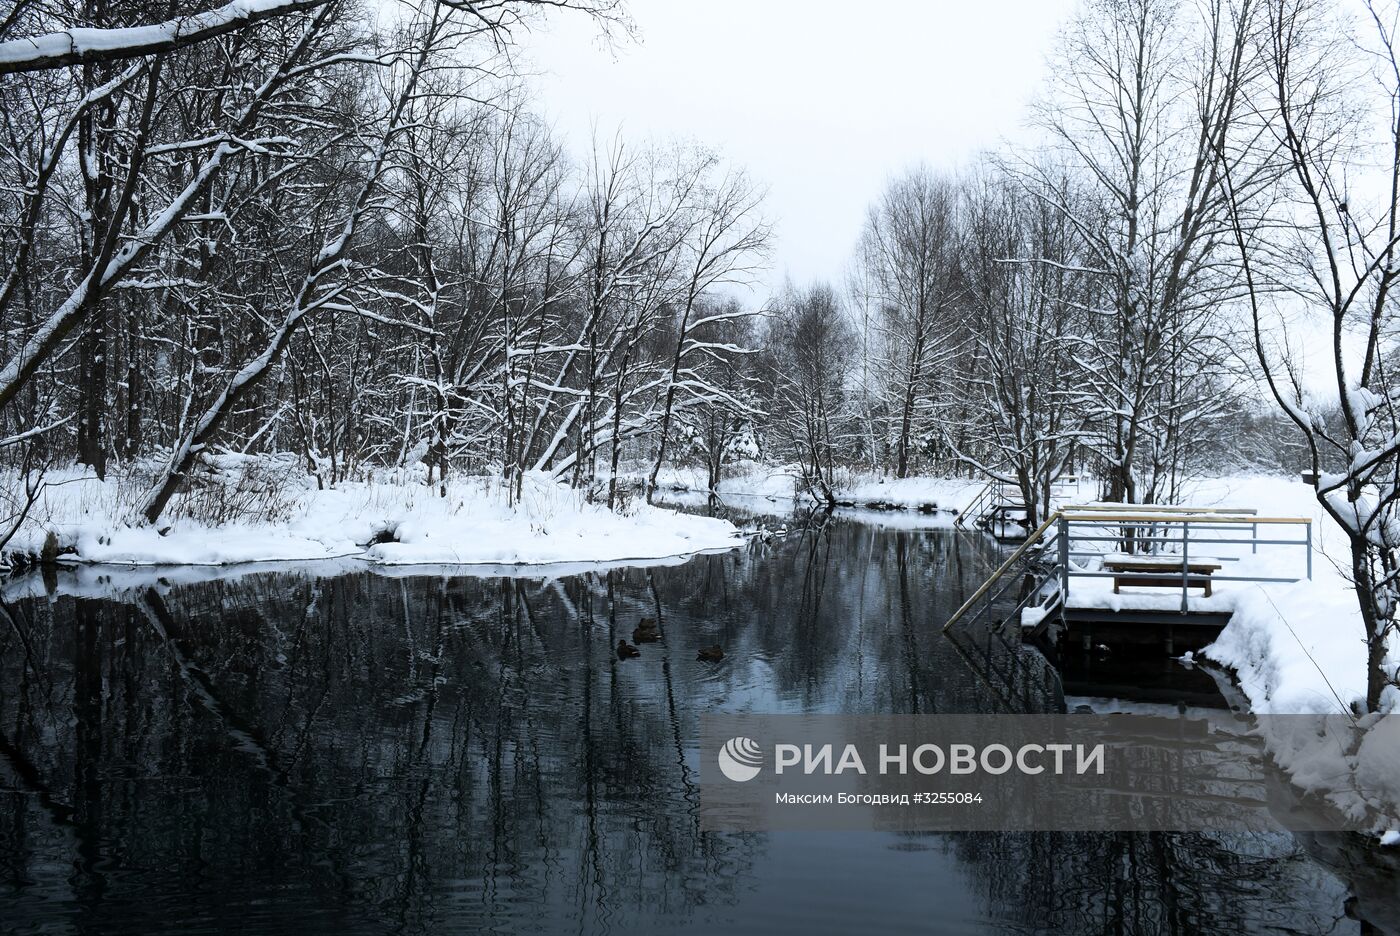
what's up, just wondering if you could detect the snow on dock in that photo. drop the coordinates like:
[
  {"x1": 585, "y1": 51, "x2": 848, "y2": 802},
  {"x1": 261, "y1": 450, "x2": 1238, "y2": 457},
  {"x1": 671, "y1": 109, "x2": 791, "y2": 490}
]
[{"x1": 946, "y1": 502, "x2": 1314, "y2": 653}]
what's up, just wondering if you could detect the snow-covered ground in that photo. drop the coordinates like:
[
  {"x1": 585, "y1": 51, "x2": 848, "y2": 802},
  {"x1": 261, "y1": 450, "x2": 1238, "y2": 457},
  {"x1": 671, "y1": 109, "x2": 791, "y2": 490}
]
[
  {"x1": 1182, "y1": 478, "x2": 1400, "y2": 836},
  {"x1": 1014, "y1": 473, "x2": 1380, "y2": 716},
  {"x1": 644, "y1": 460, "x2": 800, "y2": 500},
  {"x1": 652, "y1": 463, "x2": 1384, "y2": 721},
  {"x1": 0, "y1": 552, "x2": 722, "y2": 606},
  {"x1": 827, "y1": 473, "x2": 986, "y2": 511},
  {"x1": 1165, "y1": 475, "x2": 1390, "y2": 716},
  {"x1": 4, "y1": 460, "x2": 1394, "y2": 833},
  {"x1": 4, "y1": 464, "x2": 1386, "y2": 718},
  {"x1": 647, "y1": 461, "x2": 991, "y2": 514},
  {"x1": 2, "y1": 462, "x2": 743, "y2": 568}
]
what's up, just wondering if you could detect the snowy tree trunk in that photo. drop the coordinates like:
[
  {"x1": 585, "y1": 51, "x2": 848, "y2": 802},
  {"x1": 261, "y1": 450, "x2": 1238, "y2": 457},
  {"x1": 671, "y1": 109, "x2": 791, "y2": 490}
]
[{"x1": 1351, "y1": 541, "x2": 1394, "y2": 713}]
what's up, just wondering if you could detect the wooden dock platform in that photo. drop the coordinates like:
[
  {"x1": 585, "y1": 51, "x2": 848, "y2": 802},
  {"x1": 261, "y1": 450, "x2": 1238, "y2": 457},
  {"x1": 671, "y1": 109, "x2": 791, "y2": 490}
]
[{"x1": 944, "y1": 504, "x2": 1313, "y2": 655}]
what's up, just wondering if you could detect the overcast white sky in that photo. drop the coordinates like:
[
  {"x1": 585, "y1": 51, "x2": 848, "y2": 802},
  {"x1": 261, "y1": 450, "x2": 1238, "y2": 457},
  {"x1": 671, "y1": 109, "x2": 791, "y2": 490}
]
[{"x1": 522, "y1": 0, "x2": 1078, "y2": 297}]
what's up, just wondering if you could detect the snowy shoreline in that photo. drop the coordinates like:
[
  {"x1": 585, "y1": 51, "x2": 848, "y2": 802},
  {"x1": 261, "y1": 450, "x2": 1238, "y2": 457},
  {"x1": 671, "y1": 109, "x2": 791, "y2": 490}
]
[
  {"x1": 0, "y1": 548, "x2": 746, "y2": 605},
  {"x1": 2, "y1": 464, "x2": 745, "y2": 569},
  {"x1": 5, "y1": 464, "x2": 1388, "y2": 719},
  {"x1": 1092, "y1": 475, "x2": 1399, "y2": 837},
  {"x1": 672, "y1": 468, "x2": 1400, "y2": 836},
  {"x1": 645, "y1": 462, "x2": 989, "y2": 514}
]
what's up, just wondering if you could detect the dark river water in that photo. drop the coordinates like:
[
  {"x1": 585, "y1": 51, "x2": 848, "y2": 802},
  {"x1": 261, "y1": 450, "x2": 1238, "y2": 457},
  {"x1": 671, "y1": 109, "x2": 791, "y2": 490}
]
[{"x1": 0, "y1": 504, "x2": 1389, "y2": 934}]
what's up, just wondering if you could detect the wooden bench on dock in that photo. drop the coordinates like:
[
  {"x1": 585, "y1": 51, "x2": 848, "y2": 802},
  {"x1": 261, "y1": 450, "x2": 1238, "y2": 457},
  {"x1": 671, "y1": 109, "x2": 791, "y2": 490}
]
[{"x1": 1103, "y1": 556, "x2": 1223, "y2": 597}]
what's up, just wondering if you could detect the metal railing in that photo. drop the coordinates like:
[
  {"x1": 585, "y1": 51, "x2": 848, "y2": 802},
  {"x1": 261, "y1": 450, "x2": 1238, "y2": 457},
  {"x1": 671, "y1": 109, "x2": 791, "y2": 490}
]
[
  {"x1": 954, "y1": 479, "x2": 1003, "y2": 529},
  {"x1": 1062, "y1": 503, "x2": 1259, "y2": 516},
  {"x1": 944, "y1": 513, "x2": 1065, "y2": 634},
  {"x1": 945, "y1": 507, "x2": 1314, "y2": 633},
  {"x1": 1053, "y1": 511, "x2": 1312, "y2": 613},
  {"x1": 954, "y1": 476, "x2": 1080, "y2": 530}
]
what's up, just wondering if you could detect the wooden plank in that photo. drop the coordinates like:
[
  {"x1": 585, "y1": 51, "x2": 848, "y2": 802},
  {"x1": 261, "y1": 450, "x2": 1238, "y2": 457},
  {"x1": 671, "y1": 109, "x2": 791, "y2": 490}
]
[{"x1": 1103, "y1": 559, "x2": 1222, "y2": 573}]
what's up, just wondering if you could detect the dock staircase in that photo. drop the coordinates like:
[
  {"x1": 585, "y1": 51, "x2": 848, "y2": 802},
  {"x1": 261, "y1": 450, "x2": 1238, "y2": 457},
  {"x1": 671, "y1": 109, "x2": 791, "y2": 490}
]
[
  {"x1": 955, "y1": 478, "x2": 1025, "y2": 537},
  {"x1": 945, "y1": 514, "x2": 1067, "y2": 639},
  {"x1": 955, "y1": 476, "x2": 1082, "y2": 540}
]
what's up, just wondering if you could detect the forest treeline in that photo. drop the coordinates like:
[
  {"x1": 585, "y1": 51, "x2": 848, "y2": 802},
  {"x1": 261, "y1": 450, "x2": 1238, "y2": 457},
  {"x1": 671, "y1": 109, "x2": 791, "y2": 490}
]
[
  {"x1": 0, "y1": 0, "x2": 1343, "y2": 524},
  {"x1": 0, "y1": 0, "x2": 779, "y2": 522}
]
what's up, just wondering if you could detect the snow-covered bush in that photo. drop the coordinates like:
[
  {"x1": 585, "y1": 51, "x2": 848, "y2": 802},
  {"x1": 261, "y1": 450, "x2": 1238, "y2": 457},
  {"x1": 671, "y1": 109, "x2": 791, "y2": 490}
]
[{"x1": 165, "y1": 452, "x2": 305, "y2": 526}]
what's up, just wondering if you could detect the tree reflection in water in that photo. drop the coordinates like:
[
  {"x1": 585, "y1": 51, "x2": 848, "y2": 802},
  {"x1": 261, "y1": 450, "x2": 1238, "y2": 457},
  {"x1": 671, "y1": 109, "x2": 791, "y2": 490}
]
[{"x1": 0, "y1": 519, "x2": 1367, "y2": 934}]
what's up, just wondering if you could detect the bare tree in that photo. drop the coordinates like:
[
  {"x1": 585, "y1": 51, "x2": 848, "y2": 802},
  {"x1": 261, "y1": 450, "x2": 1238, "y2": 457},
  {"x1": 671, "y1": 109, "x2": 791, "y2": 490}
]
[
  {"x1": 1031, "y1": 0, "x2": 1271, "y2": 504},
  {"x1": 137, "y1": 2, "x2": 604, "y2": 523},
  {"x1": 668, "y1": 297, "x2": 765, "y2": 493},
  {"x1": 0, "y1": 0, "x2": 809, "y2": 559},
  {"x1": 549, "y1": 135, "x2": 695, "y2": 504},
  {"x1": 0, "y1": 0, "x2": 353, "y2": 418},
  {"x1": 644, "y1": 165, "x2": 769, "y2": 502},
  {"x1": 764, "y1": 282, "x2": 854, "y2": 506},
  {"x1": 1222, "y1": 0, "x2": 1400, "y2": 711},
  {"x1": 955, "y1": 163, "x2": 1092, "y2": 526},
  {"x1": 856, "y1": 167, "x2": 962, "y2": 478},
  {"x1": 0, "y1": 0, "x2": 333, "y2": 74}
]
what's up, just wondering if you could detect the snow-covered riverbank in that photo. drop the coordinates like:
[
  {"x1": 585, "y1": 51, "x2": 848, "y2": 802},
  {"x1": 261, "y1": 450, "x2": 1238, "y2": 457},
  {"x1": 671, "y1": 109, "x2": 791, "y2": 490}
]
[
  {"x1": 1056, "y1": 474, "x2": 1399, "y2": 837},
  {"x1": 657, "y1": 463, "x2": 1393, "y2": 722},
  {"x1": 2, "y1": 464, "x2": 743, "y2": 568},
  {"x1": 1167, "y1": 475, "x2": 1394, "y2": 716},
  {"x1": 648, "y1": 461, "x2": 990, "y2": 513},
  {"x1": 4, "y1": 461, "x2": 1395, "y2": 835},
  {"x1": 15, "y1": 464, "x2": 1367, "y2": 712},
  {"x1": 1170, "y1": 477, "x2": 1400, "y2": 838}
]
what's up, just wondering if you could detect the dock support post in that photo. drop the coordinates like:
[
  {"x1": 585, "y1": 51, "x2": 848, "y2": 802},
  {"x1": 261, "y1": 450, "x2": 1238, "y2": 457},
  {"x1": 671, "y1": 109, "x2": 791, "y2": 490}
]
[
  {"x1": 1057, "y1": 515, "x2": 1070, "y2": 600},
  {"x1": 1181, "y1": 521, "x2": 1190, "y2": 613},
  {"x1": 1306, "y1": 521, "x2": 1313, "y2": 579}
]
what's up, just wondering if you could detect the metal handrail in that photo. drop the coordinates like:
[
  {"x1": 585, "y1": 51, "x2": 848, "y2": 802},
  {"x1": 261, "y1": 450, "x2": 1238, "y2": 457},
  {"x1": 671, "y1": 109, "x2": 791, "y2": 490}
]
[
  {"x1": 1059, "y1": 513, "x2": 1309, "y2": 525},
  {"x1": 956, "y1": 477, "x2": 1042, "y2": 528},
  {"x1": 1065, "y1": 503, "x2": 1258, "y2": 515},
  {"x1": 1005, "y1": 558, "x2": 1065, "y2": 630},
  {"x1": 943, "y1": 511, "x2": 1063, "y2": 633},
  {"x1": 955, "y1": 479, "x2": 997, "y2": 528}
]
